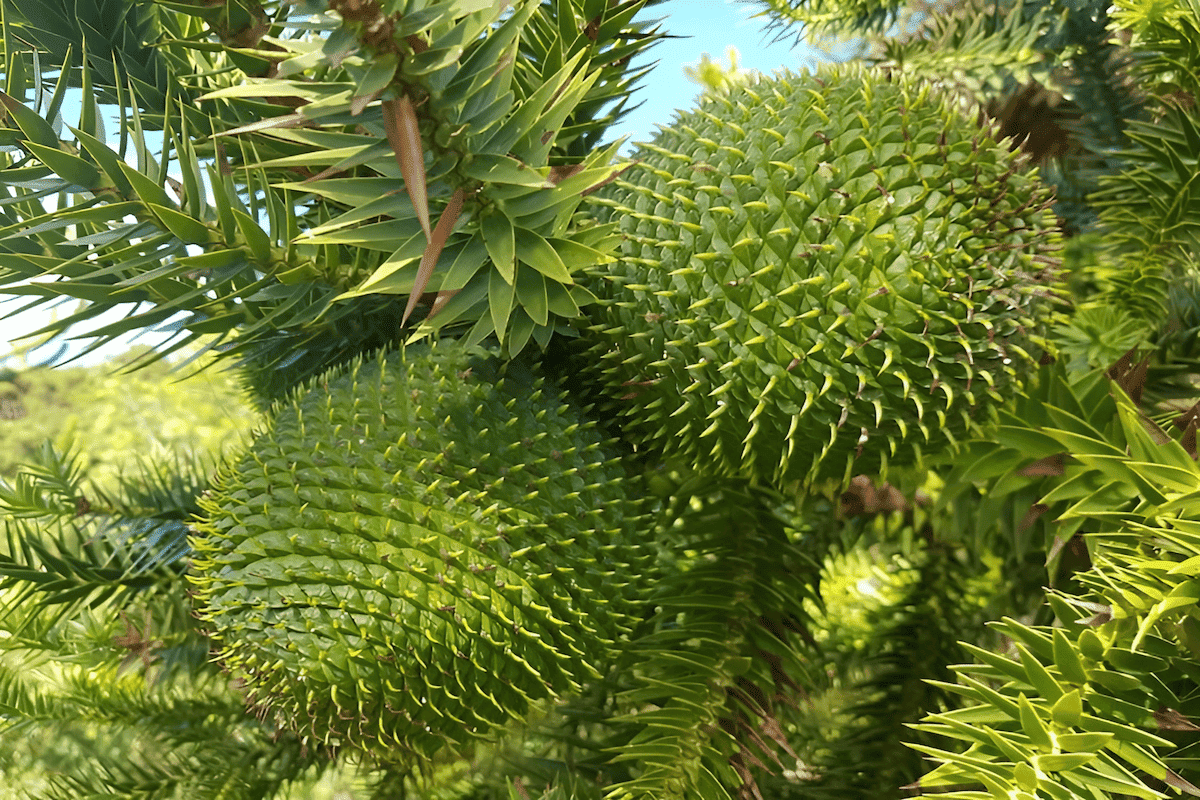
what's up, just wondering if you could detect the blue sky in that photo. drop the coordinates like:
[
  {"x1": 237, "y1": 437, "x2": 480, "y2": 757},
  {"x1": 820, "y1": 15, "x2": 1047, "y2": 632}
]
[
  {"x1": 1, "y1": 0, "x2": 826, "y2": 368},
  {"x1": 615, "y1": 0, "x2": 822, "y2": 146}
]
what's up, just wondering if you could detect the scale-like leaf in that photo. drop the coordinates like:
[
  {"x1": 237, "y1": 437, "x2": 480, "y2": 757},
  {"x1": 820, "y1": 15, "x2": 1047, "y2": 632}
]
[{"x1": 482, "y1": 211, "x2": 517, "y2": 284}]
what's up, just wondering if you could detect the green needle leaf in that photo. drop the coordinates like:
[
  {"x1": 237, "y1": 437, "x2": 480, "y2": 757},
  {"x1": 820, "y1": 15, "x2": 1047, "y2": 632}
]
[
  {"x1": 489, "y1": 265, "x2": 516, "y2": 343},
  {"x1": 482, "y1": 211, "x2": 516, "y2": 284},
  {"x1": 515, "y1": 228, "x2": 572, "y2": 284}
]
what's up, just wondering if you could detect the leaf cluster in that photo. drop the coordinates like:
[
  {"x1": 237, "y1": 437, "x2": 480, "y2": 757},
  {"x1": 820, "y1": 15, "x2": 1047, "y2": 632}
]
[{"x1": 1, "y1": 0, "x2": 1200, "y2": 797}]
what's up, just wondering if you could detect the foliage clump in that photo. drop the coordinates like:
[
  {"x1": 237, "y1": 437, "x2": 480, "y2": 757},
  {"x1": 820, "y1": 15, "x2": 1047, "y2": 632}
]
[
  {"x1": 0, "y1": 0, "x2": 1199, "y2": 797},
  {"x1": 190, "y1": 340, "x2": 653, "y2": 761},
  {"x1": 582, "y1": 65, "x2": 1061, "y2": 486}
]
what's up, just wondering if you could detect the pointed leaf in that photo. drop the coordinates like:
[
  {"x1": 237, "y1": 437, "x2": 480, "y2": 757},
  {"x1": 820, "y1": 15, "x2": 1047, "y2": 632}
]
[
  {"x1": 147, "y1": 204, "x2": 214, "y2": 245},
  {"x1": 1052, "y1": 690, "x2": 1083, "y2": 727},
  {"x1": 70, "y1": 128, "x2": 133, "y2": 196},
  {"x1": 415, "y1": 271, "x2": 488, "y2": 331},
  {"x1": 22, "y1": 141, "x2": 100, "y2": 188},
  {"x1": 351, "y1": 54, "x2": 397, "y2": 115},
  {"x1": 1057, "y1": 732, "x2": 1114, "y2": 752},
  {"x1": 507, "y1": 308, "x2": 535, "y2": 356},
  {"x1": 404, "y1": 188, "x2": 464, "y2": 325},
  {"x1": 0, "y1": 90, "x2": 60, "y2": 148},
  {"x1": 548, "y1": 236, "x2": 617, "y2": 271},
  {"x1": 233, "y1": 209, "x2": 273, "y2": 264},
  {"x1": 383, "y1": 95, "x2": 431, "y2": 240},
  {"x1": 1052, "y1": 629, "x2": 1089, "y2": 685},
  {"x1": 489, "y1": 265, "x2": 515, "y2": 343},
  {"x1": 462, "y1": 154, "x2": 552, "y2": 187},
  {"x1": 216, "y1": 113, "x2": 308, "y2": 137},
  {"x1": 117, "y1": 162, "x2": 172, "y2": 207},
  {"x1": 515, "y1": 228, "x2": 572, "y2": 283},
  {"x1": 481, "y1": 211, "x2": 515, "y2": 283},
  {"x1": 515, "y1": 265, "x2": 549, "y2": 326},
  {"x1": 1019, "y1": 694, "x2": 1052, "y2": 749},
  {"x1": 545, "y1": 279, "x2": 581, "y2": 318},
  {"x1": 1033, "y1": 753, "x2": 1096, "y2": 772},
  {"x1": 1018, "y1": 644, "x2": 1064, "y2": 700}
]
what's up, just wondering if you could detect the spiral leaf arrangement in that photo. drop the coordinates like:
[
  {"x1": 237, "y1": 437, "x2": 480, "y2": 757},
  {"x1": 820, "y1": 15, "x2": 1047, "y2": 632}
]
[
  {"x1": 189, "y1": 340, "x2": 653, "y2": 760},
  {"x1": 580, "y1": 65, "x2": 1063, "y2": 487},
  {"x1": 184, "y1": 59, "x2": 1068, "y2": 798}
]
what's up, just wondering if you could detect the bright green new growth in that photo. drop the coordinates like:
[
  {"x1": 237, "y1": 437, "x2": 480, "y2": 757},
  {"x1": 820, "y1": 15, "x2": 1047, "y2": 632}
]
[
  {"x1": 188, "y1": 341, "x2": 650, "y2": 761},
  {"x1": 582, "y1": 64, "x2": 1062, "y2": 487}
]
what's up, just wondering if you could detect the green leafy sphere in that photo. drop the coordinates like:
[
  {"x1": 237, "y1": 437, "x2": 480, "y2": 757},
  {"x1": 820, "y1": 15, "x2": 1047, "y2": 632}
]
[
  {"x1": 189, "y1": 340, "x2": 653, "y2": 761},
  {"x1": 579, "y1": 64, "x2": 1062, "y2": 487}
]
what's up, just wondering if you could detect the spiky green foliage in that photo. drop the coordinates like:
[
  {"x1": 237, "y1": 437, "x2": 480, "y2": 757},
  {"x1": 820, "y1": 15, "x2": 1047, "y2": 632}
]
[
  {"x1": 1054, "y1": 0, "x2": 1200, "y2": 336},
  {"x1": 749, "y1": 0, "x2": 1145, "y2": 238},
  {"x1": 803, "y1": 544, "x2": 970, "y2": 795},
  {"x1": 0, "y1": 433, "x2": 335, "y2": 800},
  {"x1": 231, "y1": 295, "x2": 410, "y2": 413},
  {"x1": 3, "y1": 0, "x2": 175, "y2": 108},
  {"x1": 600, "y1": 479, "x2": 821, "y2": 800},
  {"x1": 3, "y1": 0, "x2": 1200, "y2": 796},
  {"x1": 0, "y1": 438, "x2": 217, "y2": 630},
  {"x1": 1088, "y1": 104, "x2": 1200, "y2": 320},
  {"x1": 580, "y1": 64, "x2": 1061, "y2": 488},
  {"x1": 744, "y1": 0, "x2": 908, "y2": 41},
  {"x1": 937, "y1": 362, "x2": 1123, "y2": 599},
  {"x1": 0, "y1": 0, "x2": 666, "y2": 380},
  {"x1": 916, "y1": 381, "x2": 1200, "y2": 798},
  {"x1": 1156, "y1": 266, "x2": 1200, "y2": 396},
  {"x1": 1052, "y1": 306, "x2": 1149, "y2": 375},
  {"x1": 2, "y1": 657, "x2": 325, "y2": 800},
  {"x1": 189, "y1": 340, "x2": 655, "y2": 763},
  {"x1": 873, "y1": 0, "x2": 1053, "y2": 103}
]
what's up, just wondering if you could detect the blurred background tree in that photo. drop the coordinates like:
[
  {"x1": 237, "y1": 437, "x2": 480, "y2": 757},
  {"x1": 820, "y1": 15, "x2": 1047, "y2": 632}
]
[
  {"x1": 683, "y1": 46, "x2": 759, "y2": 95},
  {"x1": 0, "y1": 341, "x2": 256, "y2": 485}
]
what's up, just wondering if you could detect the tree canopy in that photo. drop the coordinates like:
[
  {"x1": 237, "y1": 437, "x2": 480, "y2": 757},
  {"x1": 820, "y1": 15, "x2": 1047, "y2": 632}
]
[{"x1": 0, "y1": 0, "x2": 1198, "y2": 798}]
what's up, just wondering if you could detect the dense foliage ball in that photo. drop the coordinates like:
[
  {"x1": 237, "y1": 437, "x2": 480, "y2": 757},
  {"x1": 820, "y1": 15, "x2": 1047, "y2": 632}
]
[
  {"x1": 189, "y1": 341, "x2": 651, "y2": 760},
  {"x1": 580, "y1": 65, "x2": 1061, "y2": 486},
  {"x1": 233, "y1": 295, "x2": 408, "y2": 413}
]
